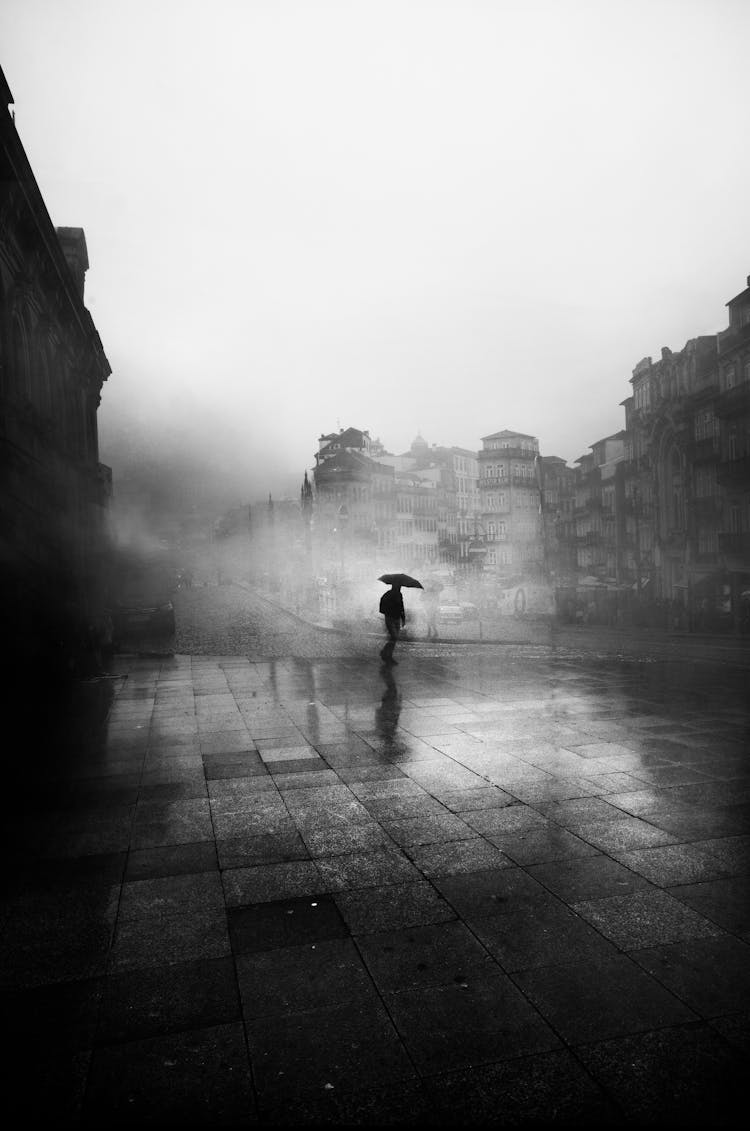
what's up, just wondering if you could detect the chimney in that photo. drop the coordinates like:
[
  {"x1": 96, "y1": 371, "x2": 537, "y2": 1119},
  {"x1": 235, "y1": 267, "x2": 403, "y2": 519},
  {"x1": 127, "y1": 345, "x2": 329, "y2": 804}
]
[{"x1": 56, "y1": 227, "x2": 89, "y2": 299}]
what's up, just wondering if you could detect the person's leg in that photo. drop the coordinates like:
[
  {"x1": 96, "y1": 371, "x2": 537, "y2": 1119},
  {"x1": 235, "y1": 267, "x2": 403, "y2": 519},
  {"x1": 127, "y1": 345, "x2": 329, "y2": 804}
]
[{"x1": 381, "y1": 617, "x2": 399, "y2": 663}]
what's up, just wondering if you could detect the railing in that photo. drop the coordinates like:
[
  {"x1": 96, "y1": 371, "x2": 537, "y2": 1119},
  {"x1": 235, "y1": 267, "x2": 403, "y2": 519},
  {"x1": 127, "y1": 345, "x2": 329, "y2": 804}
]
[
  {"x1": 717, "y1": 320, "x2": 750, "y2": 355},
  {"x1": 714, "y1": 382, "x2": 750, "y2": 418},
  {"x1": 719, "y1": 532, "x2": 750, "y2": 557},
  {"x1": 482, "y1": 446, "x2": 538, "y2": 460},
  {"x1": 717, "y1": 455, "x2": 750, "y2": 487},
  {"x1": 693, "y1": 495, "x2": 722, "y2": 515},
  {"x1": 688, "y1": 437, "x2": 720, "y2": 462}
]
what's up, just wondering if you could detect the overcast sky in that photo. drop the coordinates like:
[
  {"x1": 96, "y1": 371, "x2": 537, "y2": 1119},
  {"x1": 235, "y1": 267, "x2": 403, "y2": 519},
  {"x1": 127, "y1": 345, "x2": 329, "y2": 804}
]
[{"x1": 2, "y1": 0, "x2": 749, "y2": 496}]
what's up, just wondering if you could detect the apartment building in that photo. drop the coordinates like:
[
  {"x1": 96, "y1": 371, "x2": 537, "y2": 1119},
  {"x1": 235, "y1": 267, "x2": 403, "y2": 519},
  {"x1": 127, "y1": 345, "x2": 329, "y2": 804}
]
[
  {"x1": 0, "y1": 67, "x2": 112, "y2": 673},
  {"x1": 477, "y1": 430, "x2": 543, "y2": 575}
]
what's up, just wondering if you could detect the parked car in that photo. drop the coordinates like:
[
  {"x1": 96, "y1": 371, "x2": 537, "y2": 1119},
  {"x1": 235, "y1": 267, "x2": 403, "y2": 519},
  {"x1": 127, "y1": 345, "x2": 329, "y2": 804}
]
[
  {"x1": 439, "y1": 600, "x2": 478, "y2": 624},
  {"x1": 439, "y1": 603, "x2": 464, "y2": 624}
]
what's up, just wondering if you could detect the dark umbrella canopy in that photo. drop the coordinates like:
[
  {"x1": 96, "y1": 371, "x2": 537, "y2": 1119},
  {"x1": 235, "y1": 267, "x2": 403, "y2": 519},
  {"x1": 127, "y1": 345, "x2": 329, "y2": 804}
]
[{"x1": 378, "y1": 573, "x2": 423, "y2": 589}]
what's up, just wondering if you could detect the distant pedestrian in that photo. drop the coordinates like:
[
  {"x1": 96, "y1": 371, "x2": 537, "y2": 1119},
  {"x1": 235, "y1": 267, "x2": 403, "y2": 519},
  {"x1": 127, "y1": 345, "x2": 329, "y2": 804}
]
[
  {"x1": 423, "y1": 586, "x2": 440, "y2": 639},
  {"x1": 379, "y1": 583, "x2": 406, "y2": 664}
]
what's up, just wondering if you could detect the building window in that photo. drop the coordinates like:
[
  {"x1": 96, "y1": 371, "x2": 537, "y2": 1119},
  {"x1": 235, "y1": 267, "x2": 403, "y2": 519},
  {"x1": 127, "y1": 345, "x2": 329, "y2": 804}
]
[
  {"x1": 694, "y1": 411, "x2": 717, "y2": 441},
  {"x1": 695, "y1": 467, "x2": 716, "y2": 497},
  {"x1": 722, "y1": 364, "x2": 736, "y2": 391},
  {"x1": 698, "y1": 529, "x2": 717, "y2": 555}
]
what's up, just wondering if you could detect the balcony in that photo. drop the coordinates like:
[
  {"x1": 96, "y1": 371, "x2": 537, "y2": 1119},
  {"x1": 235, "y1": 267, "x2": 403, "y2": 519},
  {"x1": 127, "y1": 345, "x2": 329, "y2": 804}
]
[
  {"x1": 483, "y1": 446, "x2": 537, "y2": 461},
  {"x1": 623, "y1": 497, "x2": 652, "y2": 518},
  {"x1": 714, "y1": 382, "x2": 750, "y2": 418},
  {"x1": 693, "y1": 495, "x2": 722, "y2": 517},
  {"x1": 575, "y1": 532, "x2": 602, "y2": 546},
  {"x1": 717, "y1": 455, "x2": 750, "y2": 488},
  {"x1": 719, "y1": 532, "x2": 750, "y2": 559},
  {"x1": 661, "y1": 530, "x2": 687, "y2": 553},
  {"x1": 687, "y1": 437, "x2": 720, "y2": 463},
  {"x1": 717, "y1": 320, "x2": 750, "y2": 356}
]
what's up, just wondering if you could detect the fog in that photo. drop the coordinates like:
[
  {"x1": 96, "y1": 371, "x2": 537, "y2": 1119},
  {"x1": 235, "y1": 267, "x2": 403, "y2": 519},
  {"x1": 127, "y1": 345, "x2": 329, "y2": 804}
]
[{"x1": 2, "y1": 0, "x2": 749, "y2": 528}]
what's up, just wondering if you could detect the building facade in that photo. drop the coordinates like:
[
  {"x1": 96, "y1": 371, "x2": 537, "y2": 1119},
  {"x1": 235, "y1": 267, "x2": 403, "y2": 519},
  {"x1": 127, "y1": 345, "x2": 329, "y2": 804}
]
[
  {"x1": 1, "y1": 67, "x2": 112, "y2": 672},
  {"x1": 477, "y1": 430, "x2": 543, "y2": 576}
]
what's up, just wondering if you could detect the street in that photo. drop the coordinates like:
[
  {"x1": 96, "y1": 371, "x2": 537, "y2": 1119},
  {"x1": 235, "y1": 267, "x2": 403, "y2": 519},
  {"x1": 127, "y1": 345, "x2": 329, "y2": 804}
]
[
  {"x1": 3, "y1": 585, "x2": 749, "y2": 1126},
  {"x1": 172, "y1": 581, "x2": 750, "y2": 669}
]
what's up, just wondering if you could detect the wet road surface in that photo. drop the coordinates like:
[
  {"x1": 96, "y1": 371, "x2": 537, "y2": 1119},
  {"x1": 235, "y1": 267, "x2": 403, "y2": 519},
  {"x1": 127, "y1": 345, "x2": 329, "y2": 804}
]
[{"x1": 4, "y1": 589, "x2": 749, "y2": 1126}]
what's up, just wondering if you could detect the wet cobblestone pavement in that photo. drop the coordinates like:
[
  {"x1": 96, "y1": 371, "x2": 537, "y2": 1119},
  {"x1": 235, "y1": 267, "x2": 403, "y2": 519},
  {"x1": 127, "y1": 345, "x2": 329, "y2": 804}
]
[
  {"x1": 174, "y1": 585, "x2": 369, "y2": 660},
  {"x1": 3, "y1": 599, "x2": 750, "y2": 1126}
]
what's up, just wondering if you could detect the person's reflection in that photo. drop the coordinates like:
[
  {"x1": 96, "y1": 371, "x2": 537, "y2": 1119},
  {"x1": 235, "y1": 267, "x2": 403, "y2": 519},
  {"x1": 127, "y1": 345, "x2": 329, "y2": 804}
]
[{"x1": 375, "y1": 664, "x2": 402, "y2": 745}]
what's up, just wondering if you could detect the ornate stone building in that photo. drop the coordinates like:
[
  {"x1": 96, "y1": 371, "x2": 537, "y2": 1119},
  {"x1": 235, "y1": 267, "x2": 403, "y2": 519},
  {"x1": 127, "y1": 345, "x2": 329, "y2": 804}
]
[
  {"x1": 0, "y1": 67, "x2": 112, "y2": 673},
  {"x1": 477, "y1": 430, "x2": 543, "y2": 576},
  {"x1": 618, "y1": 278, "x2": 750, "y2": 630}
]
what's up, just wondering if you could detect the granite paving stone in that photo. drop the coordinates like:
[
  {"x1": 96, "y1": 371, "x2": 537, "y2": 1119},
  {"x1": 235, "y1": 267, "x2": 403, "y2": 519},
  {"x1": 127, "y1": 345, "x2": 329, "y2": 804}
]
[
  {"x1": 334, "y1": 881, "x2": 457, "y2": 934},
  {"x1": 246, "y1": 999, "x2": 416, "y2": 1101},
  {"x1": 207, "y1": 775, "x2": 278, "y2": 799},
  {"x1": 492, "y1": 824, "x2": 600, "y2": 866},
  {"x1": 237, "y1": 936, "x2": 376, "y2": 1018},
  {"x1": 527, "y1": 854, "x2": 652, "y2": 903},
  {"x1": 83, "y1": 1022, "x2": 256, "y2": 1125},
  {"x1": 438, "y1": 785, "x2": 516, "y2": 812},
  {"x1": 130, "y1": 798, "x2": 214, "y2": 849},
  {"x1": 612, "y1": 841, "x2": 731, "y2": 886},
  {"x1": 315, "y1": 847, "x2": 423, "y2": 891},
  {"x1": 221, "y1": 859, "x2": 326, "y2": 906},
  {"x1": 428, "y1": 1048, "x2": 616, "y2": 1127},
  {"x1": 576, "y1": 1024, "x2": 746, "y2": 1127},
  {"x1": 355, "y1": 919, "x2": 497, "y2": 993},
  {"x1": 514, "y1": 955, "x2": 697, "y2": 1044},
  {"x1": 109, "y1": 905, "x2": 231, "y2": 972},
  {"x1": 381, "y1": 810, "x2": 478, "y2": 848},
  {"x1": 227, "y1": 894, "x2": 350, "y2": 954},
  {"x1": 629, "y1": 934, "x2": 750, "y2": 1018},
  {"x1": 469, "y1": 899, "x2": 619, "y2": 972},
  {"x1": 572, "y1": 815, "x2": 680, "y2": 854},
  {"x1": 97, "y1": 956, "x2": 240, "y2": 1043},
  {"x1": 406, "y1": 837, "x2": 511, "y2": 877},
  {"x1": 0, "y1": 882, "x2": 119, "y2": 989},
  {"x1": 536, "y1": 796, "x2": 634, "y2": 828},
  {"x1": 464, "y1": 803, "x2": 551, "y2": 838},
  {"x1": 118, "y1": 871, "x2": 224, "y2": 920},
  {"x1": 709, "y1": 1010, "x2": 750, "y2": 1055},
  {"x1": 216, "y1": 827, "x2": 309, "y2": 869},
  {"x1": 384, "y1": 970, "x2": 561, "y2": 1073},
  {"x1": 572, "y1": 888, "x2": 724, "y2": 949},
  {"x1": 668, "y1": 875, "x2": 750, "y2": 937},
  {"x1": 434, "y1": 866, "x2": 558, "y2": 919},
  {"x1": 701, "y1": 834, "x2": 750, "y2": 875},
  {"x1": 298, "y1": 821, "x2": 393, "y2": 858}
]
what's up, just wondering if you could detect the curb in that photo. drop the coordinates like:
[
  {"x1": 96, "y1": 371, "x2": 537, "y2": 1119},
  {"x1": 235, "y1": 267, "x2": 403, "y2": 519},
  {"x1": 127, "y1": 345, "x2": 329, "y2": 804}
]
[{"x1": 224, "y1": 582, "x2": 750, "y2": 659}]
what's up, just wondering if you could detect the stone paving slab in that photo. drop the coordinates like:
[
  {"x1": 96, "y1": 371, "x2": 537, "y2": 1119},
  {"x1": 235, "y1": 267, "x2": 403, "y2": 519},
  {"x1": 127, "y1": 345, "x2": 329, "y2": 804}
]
[{"x1": 3, "y1": 645, "x2": 750, "y2": 1125}]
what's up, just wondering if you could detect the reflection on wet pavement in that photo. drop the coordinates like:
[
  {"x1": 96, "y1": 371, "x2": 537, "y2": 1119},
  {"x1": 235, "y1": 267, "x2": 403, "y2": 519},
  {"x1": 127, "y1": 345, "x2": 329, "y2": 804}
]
[{"x1": 3, "y1": 647, "x2": 749, "y2": 1125}]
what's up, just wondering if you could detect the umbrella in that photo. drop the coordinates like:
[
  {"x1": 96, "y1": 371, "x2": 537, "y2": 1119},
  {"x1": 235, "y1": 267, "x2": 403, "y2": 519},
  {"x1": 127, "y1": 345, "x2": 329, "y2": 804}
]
[{"x1": 378, "y1": 573, "x2": 423, "y2": 588}]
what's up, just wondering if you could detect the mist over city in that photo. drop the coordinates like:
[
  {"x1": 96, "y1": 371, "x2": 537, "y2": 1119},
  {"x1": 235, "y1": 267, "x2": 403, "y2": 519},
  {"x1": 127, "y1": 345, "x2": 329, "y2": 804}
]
[{"x1": 2, "y1": 2, "x2": 750, "y2": 1125}]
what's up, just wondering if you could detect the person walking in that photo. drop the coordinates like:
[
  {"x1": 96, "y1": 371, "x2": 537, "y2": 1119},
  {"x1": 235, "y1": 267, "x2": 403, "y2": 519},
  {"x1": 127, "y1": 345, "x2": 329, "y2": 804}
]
[
  {"x1": 379, "y1": 583, "x2": 406, "y2": 664},
  {"x1": 423, "y1": 585, "x2": 440, "y2": 639}
]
